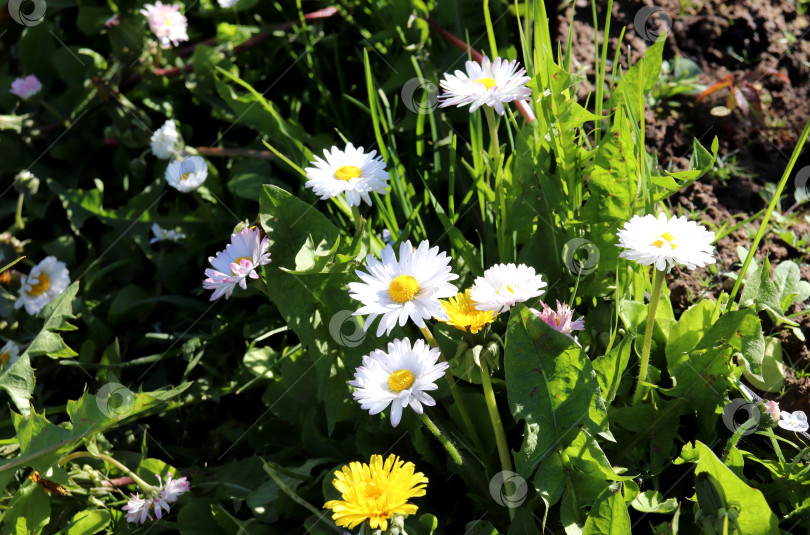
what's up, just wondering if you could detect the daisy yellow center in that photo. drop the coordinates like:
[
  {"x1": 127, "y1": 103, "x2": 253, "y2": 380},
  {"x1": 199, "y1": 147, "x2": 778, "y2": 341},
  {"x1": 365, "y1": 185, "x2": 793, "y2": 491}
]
[
  {"x1": 335, "y1": 165, "x2": 362, "y2": 182},
  {"x1": 180, "y1": 172, "x2": 191, "y2": 181},
  {"x1": 475, "y1": 77, "x2": 497, "y2": 90},
  {"x1": 388, "y1": 275, "x2": 419, "y2": 303},
  {"x1": 164, "y1": 17, "x2": 172, "y2": 26},
  {"x1": 230, "y1": 256, "x2": 253, "y2": 276},
  {"x1": 323, "y1": 455, "x2": 427, "y2": 532},
  {"x1": 0, "y1": 353, "x2": 9, "y2": 366},
  {"x1": 496, "y1": 281, "x2": 515, "y2": 295},
  {"x1": 651, "y1": 231, "x2": 677, "y2": 250},
  {"x1": 387, "y1": 369, "x2": 415, "y2": 393},
  {"x1": 28, "y1": 273, "x2": 50, "y2": 297}
]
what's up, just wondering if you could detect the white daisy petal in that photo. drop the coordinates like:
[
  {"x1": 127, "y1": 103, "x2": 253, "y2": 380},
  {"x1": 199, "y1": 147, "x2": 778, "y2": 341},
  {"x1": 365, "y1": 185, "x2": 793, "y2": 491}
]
[
  {"x1": 150, "y1": 120, "x2": 181, "y2": 159},
  {"x1": 349, "y1": 240, "x2": 459, "y2": 336},
  {"x1": 350, "y1": 337, "x2": 449, "y2": 428},
  {"x1": 439, "y1": 56, "x2": 532, "y2": 116},
  {"x1": 469, "y1": 263, "x2": 546, "y2": 314},
  {"x1": 617, "y1": 212, "x2": 716, "y2": 272},
  {"x1": 304, "y1": 143, "x2": 390, "y2": 207},
  {"x1": 0, "y1": 341, "x2": 21, "y2": 369},
  {"x1": 15, "y1": 256, "x2": 70, "y2": 315},
  {"x1": 140, "y1": 2, "x2": 188, "y2": 48},
  {"x1": 165, "y1": 155, "x2": 207, "y2": 192}
]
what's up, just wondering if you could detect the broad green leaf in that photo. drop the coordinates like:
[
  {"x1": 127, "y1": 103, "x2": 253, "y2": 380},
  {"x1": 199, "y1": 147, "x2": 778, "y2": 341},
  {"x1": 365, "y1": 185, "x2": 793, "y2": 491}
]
[
  {"x1": 65, "y1": 510, "x2": 111, "y2": 535},
  {"x1": 0, "y1": 353, "x2": 36, "y2": 415},
  {"x1": 607, "y1": 36, "x2": 665, "y2": 122},
  {"x1": 592, "y1": 337, "x2": 632, "y2": 406},
  {"x1": 581, "y1": 483, "x2": 632, "y2": 535},
  {"x1": 685, "y1": 441, "x2": 780, "y2": 535},
  {"x1": 0, "y1": 483, "x2": 50, "y2": 535},
  {"x1": 0, "y1": 383, "x2": 191, "y2": 481},
  {"x1": 740, "y1": 257, "x2": 796, "y2": 326},
  {"x1": 665, "y1": 299, "x2": 715, "y2": 364},
  {"x1": 773, "y1": 260, "x2": 810, "y2": 312},
  {"x1": 24, "y1": 281, "x2": 80, "y2": 360},
  {"x1": 652, "y1": 137, "x2": 719, "y2": 201},
  {"x1": 742, "y1": 336, "x2": 785, "y2": 393},
  {"x1": 630, "y1": 490, "x2": 678, "y2": 513},
  {"x1": 505, "y1": 306, "x2": 607, "y2": 480}
]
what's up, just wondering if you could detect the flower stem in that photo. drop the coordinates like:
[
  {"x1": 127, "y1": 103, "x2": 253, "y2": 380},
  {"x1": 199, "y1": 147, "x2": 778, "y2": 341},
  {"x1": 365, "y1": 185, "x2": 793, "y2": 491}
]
[
  {"x1": 480, "y1": 361, "x2": 515, "y2": 520},
  {"x1": 59, "y1": 451, "x2": 156, "y2": 493},
  {"x1": 419, "y1": 412, "x2": 463, "y2": 466},
  {"x1": 419, "y1": 325, "x2": 486, "y2": 455},
  {"x1": 633, "y1": 268, "x2": 666, "y2": 403},
  {"x1": 765, "y1": 427, "x2": 788, "y2": 474},
  {"x1": 39, "y1": 99, "x2": 70, "y2": 128},
  {"x1": 15, "y1": 193, "x2": 25, "y2": 230}
]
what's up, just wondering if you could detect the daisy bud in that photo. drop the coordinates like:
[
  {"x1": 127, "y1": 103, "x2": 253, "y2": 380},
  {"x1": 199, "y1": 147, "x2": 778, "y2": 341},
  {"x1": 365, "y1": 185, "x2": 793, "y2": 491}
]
[
  {"x1": 757, "y1": 400, "x2": 781, "y2": 428},
  {"x1": 13, "y1": 170, "x2": 39, "y2": 195}
]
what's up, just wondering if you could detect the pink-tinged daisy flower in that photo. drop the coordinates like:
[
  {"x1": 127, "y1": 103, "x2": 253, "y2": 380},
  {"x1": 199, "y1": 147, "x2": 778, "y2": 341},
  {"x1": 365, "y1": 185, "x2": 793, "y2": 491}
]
[
  {"x1": 122, "y1": 493, "x2": 154, "y2": 524},
  {"x1": 160, "y1": 472, "x2": 190, "y2": 502},
  {"x1": 530, "y1": 300, "x2": 585, "y2": 343},
  {"x1": 617, "y1": 212, "x2": 716, "y2": 272},
  {"x1": 350, "y1": 338, "x2": 449, "y2": 427},
  {"x1": 348, "y1": 240, "x2": 459, "y2": 337},
  {"x1": 439, "y1": 57, "x2": 531, "y2": 115},
  {"x1": 469, "y1": 263, "x2": 546, "y2": 314},
  {"x1": 202, "y1": 227, "x2": 271, "y2": 301},
  {"x1": 10, "y1": 75, "x2": 42, "y2": 100},
  {"x1": 140, "y1": 2, "x2": 189, "y2": 48}
]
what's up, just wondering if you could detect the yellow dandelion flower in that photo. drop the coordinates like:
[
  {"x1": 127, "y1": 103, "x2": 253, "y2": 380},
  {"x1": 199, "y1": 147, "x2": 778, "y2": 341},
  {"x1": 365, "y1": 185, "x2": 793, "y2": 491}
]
[
  {"x1": 323, "y1": 454, "x2": 428, "y2": 531},
  {"x1": 439, "y1": 290, "x2": 497, "y2": 334}
]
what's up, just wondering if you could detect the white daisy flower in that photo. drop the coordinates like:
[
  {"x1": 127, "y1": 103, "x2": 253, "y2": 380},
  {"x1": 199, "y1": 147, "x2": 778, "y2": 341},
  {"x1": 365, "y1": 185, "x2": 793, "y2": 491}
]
[
  {"x1": 140, "y1": 2, "x2": 189, "y2": 49},
  {"x1": 10, "y1": 75, "x2": 42, "y2": 100},
  {"x1": 159, "y1": 473, "x2": 190, "y2": 502},
  {"x1": 150, "y1": 223, "x2": 186, "y2": 244},
  {"x1": 150, "y1": 120, "x2": 181, "y2": 159},
  {"x1": 15, "y1": 256, "x2": 70, "y2": 315},
  {"x1": 350, "y1": 337, "x2": 449, "y2": 427},
  {"x1": 165, "y1": 155, "x2": 207, "y2": 193},
  {"x1": 348, "y1": 240, "x2": 459, "y2": 337},
  {"x1": 304, "y1": 143, "x2": 389, "y2": 207},
  {"x1": 122, "y1": 493, "x2": 154, "y2": 524},
  {"x1": 778, "y1": 411, "x2": 809, "y2": 433},
  {"x1": 439, "y1": 56, "x2": 532, "y2": 116},
  {"x1": 217, "y1": 0, "x2": 240, "y2": 6},
  {"x1": 617, "y1": 213, "x2": 716, "y2": 272},
  {"x1": 202, "y1": 227, "x2": 271, "y2": 301},
  {"x1": 0, "y1": 341, "x2": 20, "y2": 369},
  {"x1": 469, "y1": 263, "x2": 546, "y2": 314}
]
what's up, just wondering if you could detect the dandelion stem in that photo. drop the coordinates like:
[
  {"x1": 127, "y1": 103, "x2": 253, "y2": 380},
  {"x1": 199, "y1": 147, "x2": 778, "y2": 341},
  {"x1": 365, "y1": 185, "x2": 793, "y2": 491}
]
[
  {"x1": 59, "y1": 451, "x2": 156, "y2": 493},
  {"x1": 419, "y1": 412, "x2": 463, "y2": 466},
  {"x1": 634, "y1": 267, "x2": 665, "y2": 403},
  {"x1": 418, "y1": 325, "x2": 486, "y2": 455},
  {"x1": 480, "y1": 360, "x2": 515, "y2": 520}
]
